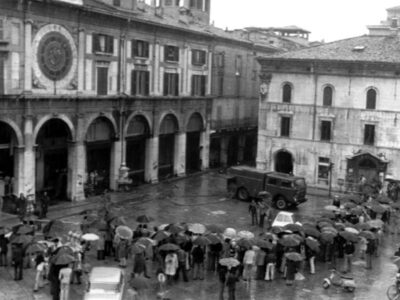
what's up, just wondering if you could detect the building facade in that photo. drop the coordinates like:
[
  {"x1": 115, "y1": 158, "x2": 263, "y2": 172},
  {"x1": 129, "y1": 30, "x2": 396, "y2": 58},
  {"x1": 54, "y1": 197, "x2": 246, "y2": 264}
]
[{"x1": 257, "y1": 7, "x2": 400, "y2": 191}]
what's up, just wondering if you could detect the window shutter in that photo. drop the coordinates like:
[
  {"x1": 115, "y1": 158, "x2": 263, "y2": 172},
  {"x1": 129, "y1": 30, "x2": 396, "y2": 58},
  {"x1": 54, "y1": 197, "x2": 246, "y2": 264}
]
[
  {"x1": 93, "y1": 34, "x2": 100, "y2": 52},
  {"x1": 191, "y1": 75, "x2": 195, "y2": 96},
  {"x1": 174, "y1": 74, "x2": 179, "y2": 96},
  {"x1": 144, "y1": 42, "x2": 149, "y2": 58},
  {"x1": 201, "y1": 75, "x2": 206, "y2": 96},
  {"x1": 175, "y1": 47, "x2": 179, "y2": 62},
  {"x1": 163, "y1": 73, "x2": 168, "y2": 96},
  {"x1": 107, "y1": 36, "x2": 114, "y2": 54},
  {"x1": 131, "y1": 71, "x2": 137, "y2": 95},
  {"x1": 145, "y1": 71, "x2": 150, "y2": 95}
]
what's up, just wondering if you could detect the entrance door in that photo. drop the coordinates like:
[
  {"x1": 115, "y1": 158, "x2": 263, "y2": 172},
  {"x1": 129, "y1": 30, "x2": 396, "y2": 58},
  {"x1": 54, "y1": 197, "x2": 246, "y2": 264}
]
[
  {"x1": 227, "y1": 136, "x2": 239, "y2": 166},
  {"x1": 186, "y1": 132, "x2": 201, "y2": 173},
  {"x1": 158, "y1": 114, "x2": 179, "y2": 180},
  {"x1": 126, "y1": 138, "x2": 146, "y2": 184},
  {"x1": 97, "y1": 67, "x2": 108, "y2": 96},
  {"x1": 44, "y1": 149, "x2": 68, "y2": 200},
  {"x1": 275, "y1": 150, "x2": 293, "y2": 174}
]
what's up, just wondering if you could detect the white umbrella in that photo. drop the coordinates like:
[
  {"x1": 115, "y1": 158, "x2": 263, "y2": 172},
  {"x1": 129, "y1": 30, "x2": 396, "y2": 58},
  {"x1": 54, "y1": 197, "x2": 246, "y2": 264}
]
[
  {"x1": 344, "y1": 227, "x2": 359, "y2": 235},
  {"x1": 81, "y1": 233, "x2": 99, "y2": 241},
  {"x1": 223, "y1": 228, "x2": 237, "y2": 239},
  {"x1": 237, "y1": 230, "x2": 255, "y2": 239},
  {"x1": 188, "y1": 223, "x2": 206, "y2": 234}
]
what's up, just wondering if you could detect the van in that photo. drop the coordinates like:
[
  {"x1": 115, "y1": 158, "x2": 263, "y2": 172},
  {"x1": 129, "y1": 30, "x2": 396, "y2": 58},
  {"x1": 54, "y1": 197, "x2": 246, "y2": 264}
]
[{"x1": 226, "y1": 165, "x2": 307, "y2": 209}]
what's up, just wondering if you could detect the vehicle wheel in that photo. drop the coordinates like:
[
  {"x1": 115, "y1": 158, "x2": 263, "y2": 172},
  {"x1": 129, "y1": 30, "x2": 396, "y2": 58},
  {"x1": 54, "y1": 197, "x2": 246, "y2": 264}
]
[
  {"x1": 387, "y1": 285, "x2": 398, "y2": 300},
  {"x1": 275, "y1": 197, "x2": 287, "y2": 210},
  {"x1": 228, "y1": 182, "x2": 237, "y2": 198},
  {"x1": 236, "y1": 187, "x2": 250, "y2": 201}
]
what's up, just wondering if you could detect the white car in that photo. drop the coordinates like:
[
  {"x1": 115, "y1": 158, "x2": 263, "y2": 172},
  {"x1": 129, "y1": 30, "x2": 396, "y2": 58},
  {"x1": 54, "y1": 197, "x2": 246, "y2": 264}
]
[
  {"x1": 272, "y1": 211, "x2": 301, "y2": 228},
  {"x1": 84, "y1": 267, "x2": 125, "y2": 300}
]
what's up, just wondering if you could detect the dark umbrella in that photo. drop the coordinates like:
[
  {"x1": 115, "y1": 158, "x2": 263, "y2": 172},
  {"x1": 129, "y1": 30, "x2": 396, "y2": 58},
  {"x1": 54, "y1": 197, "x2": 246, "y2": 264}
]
[
  {"x1": 367, "y1": 219, "x2": 384, "y2": 229},
  {"x1": 152, "y1": 230, "x2": 170, "y2": 242},
  {"x1": 343, "y1": 202, "x2": 357, "y2": 209},
  {"x1": 11, "y1": 234, "x2": 33, "y2": 245},
  {"x1": 130, "y1": 244, "x2": 146, "y2": 255},
  {"x1": 370, "y1": 204, "x2": 386, "y2": 214},
  {"x1": 343, "y1": 194, "x2": 363, "y2": 204},
  {"x1": 321, "y1": 211, "x2": 336, "y2": 219},
  {"x1": 206, "y1": 224, "x2": 225, "y2": 234},
  {"x1": 166, "y1": 224, "x2": 185, "y2": 234},
  {"x1": 305, "y1": 237, "x2": 320, "y2": 252},
  {"x1": 304, "y1": 227, "x2": 320, "y2": 238},
  {"x1": 320, "y1": 232, "x2": 336, "y2": 243},
  {"x1": 25, "y1": 242, "x2": 46, "y2": 254},
  {"x1": 321, "y1": 227, "x2": 338, "y2": 234},
  {"x1": 17, "y1": 225, "x2": 34, "y2": 235},
  {"x1": 236, "y1": 238, "x2": 255, "y2": 249},
  {"x1": 318, "y1": 222, "x2": 333, "y2": 229},
  {"x1": 334, "y1": 223, "x2": 346, "y2": 231},
  {"x1": 158, "y1": 243, "x2": 180, "y2": 252},
  {"x1": 271, "y1": 226, "x2": 283, "y2": 234},
  {"x1": 110, "y1": 217, "x2": 127, "y2": 228},
  {"x1": 284, "y1": 223, "x2": 303, "y2": 233},
  {"x1": 279, "y1": 235, "x2": 300, "y2": 247},
  {"x1": 317, "y1": 218, "x2": 334, "y2": 225},
  {"x1": 377, "y1": 195, "x2": 391, "y2": 204},
  {"x1": 130, "y1": 276, "x2": 151, "y2": 290},
  {"x1": 54, "y1": 245, "x2": 74, "y2": 256},
  {"x1": 357, "y1": 223, "x2": 371, "y2": 231},
  {"x1": 255, "y1": 238, "x2": 273, "y2": 250},
  {"x1": 350, "y1": 207, "x2": 363, "y2": 216},
  {"x1": 193, "y1": 236, "x2": 210, "y2": 246},
  {"x1": 359, "y1": 230, "x2": 376, "y2": 240},
  {"x1": 52, "y1": 253, "x2": 75, "y2": 265},
  {"x1": 136, "y1": 215, "x2": 154, "y2": 223},
  {"x1": 205, "y1": 234, "x2": 222, "y2": 245},
  {"x1": 285, "y1": 252, "x2": 304, "y2": 262},
  {"x1": 339, "y1": 231, "x2": 358, "y2": 243}
]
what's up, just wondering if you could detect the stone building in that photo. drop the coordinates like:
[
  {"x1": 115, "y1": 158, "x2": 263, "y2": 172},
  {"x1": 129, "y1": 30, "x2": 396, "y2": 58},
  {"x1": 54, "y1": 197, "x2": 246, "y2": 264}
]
[{"x1": 257, "y1": 6, "x2": 400, "y2": 192}]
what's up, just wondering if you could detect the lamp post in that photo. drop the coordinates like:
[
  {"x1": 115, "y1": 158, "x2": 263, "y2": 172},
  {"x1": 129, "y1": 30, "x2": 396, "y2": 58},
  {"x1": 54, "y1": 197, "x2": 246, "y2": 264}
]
[{"x1": 328, "y1": 162, "x2": 334, "y2": 198}]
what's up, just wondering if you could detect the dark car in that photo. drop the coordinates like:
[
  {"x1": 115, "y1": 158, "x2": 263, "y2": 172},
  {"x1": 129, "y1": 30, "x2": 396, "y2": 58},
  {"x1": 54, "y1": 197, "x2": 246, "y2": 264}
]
[{"x1": 227, "y1": 165, "x2": 307, "y2": 210}]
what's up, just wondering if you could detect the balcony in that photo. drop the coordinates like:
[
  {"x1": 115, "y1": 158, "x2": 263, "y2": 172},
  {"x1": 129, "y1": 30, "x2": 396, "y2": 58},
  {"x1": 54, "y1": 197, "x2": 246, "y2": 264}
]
[{"x1": 211, "y1": 117, "x2": 258, "y2": 131}]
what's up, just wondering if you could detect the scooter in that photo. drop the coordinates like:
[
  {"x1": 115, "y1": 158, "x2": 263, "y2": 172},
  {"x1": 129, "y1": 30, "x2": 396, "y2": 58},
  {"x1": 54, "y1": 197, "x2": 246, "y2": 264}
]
[{"x1": 323, "y1": 269, "x2": 356, "y2": 292}]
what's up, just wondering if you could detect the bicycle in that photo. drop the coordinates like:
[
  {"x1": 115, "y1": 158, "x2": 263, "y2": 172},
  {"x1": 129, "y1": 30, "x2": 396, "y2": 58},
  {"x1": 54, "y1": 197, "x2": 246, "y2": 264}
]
[{"x1": 387, "y1": 273, "x2": 400, "y2": 300}]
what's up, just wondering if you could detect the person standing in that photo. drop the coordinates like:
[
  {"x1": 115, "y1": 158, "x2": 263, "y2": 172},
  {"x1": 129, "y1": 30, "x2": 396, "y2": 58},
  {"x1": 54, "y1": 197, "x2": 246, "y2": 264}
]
[
  {"x1": 343, "y1": 241, "x2": 355, "y2": 273},
  {"x1": 248, "y1": 200, "x2": 258, "y2": 226},
  {"x1": 359, "y1": 236, "x2": 367, "y2": 260},
  {"x1": 265, "y1": 246, "x2": 276, "y2": 281},
  {"x1": 18, "y1": 193, "x2": 27, "y2": 221},
  {"x1": 165, "y1": 251, "x2": 178, "y2": 284},
  {"x1": 242, "y1": 246, "x2": 256, "y2": 282},
  {"x1": 0, "y1": 233, "x2": 9, "y2": 266},
  {"x1": 217, "y1": 264, "x2": 228, "y2": 300},
  {"x1": 226, "y1": 268, "x2": 239, "y2": 300},
  {"x1": 34, "y1": 254, "x2": 45, "y2": 292},
  {"x1": 191, "y1": 245, "x2": 205, "y2": 280},
  {"x1": 96, "y1": 231, "x2": 105, "y2": 260},
  {"x1": 255, "y1": 248, "x2": 266, "y2": 280},
  {"x1": 59, "y1": 265, "x2": 72, "y2": 300},
  {"x1": 118, "y1": 238, "x2": 129, "y2": 268},
  {"x1": 12, "y1": 243, "x2": 24, "y2": 280},
  {"x1": 175, "y1": 248, "x2": 188, "y2": 282},
  {"x1": 41, "y1": 192, "x2": 50, "y2": 219},
  {"x1": 365, "y1": 238, "x2": 375, "y2": 270}
]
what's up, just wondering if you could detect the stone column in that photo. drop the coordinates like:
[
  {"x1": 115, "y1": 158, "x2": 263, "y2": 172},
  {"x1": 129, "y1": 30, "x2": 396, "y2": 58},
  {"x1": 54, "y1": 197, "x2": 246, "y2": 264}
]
[
  {"x1": 256, "y1": 134, "x2": 267, "y2": 170},
  {"x1": 77, "y1": 29, "x2": 85, "y2": 93},
  {"x1": 200, "y1": 128, "x2": 210, "y2": 170},
  {"x1": 207, "y1": 51, "x2": 213, "y2": 95},
  {"x1": 23, "y1": 115, "x2": 35, "y2": 196},
  {"x1": 174, "y1": 132, "x2": 186, "y2": 177},
  {"x1": 153, "y1": 42, "x2": 161, "y2": 96},
  {"x1": 24, "y1": 20, "x2": 33, "y2": 92},
  {"x1": 110, "y1": 139, "x2": 122, "y2": 191},
  {"x1": 145, "y1": 136, "x2": 159, "y2": 183},
  {"x1": 68, "y1": 140, "x2": 86, "y2": 201},
  {"x1": 14, "y1": 146, "x2": 25, "y2": 197}
]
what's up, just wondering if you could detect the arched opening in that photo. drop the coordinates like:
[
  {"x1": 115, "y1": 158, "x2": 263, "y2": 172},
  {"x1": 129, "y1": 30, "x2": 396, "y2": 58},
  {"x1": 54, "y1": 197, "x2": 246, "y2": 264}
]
[
  {"x1": 323, "y1": 86, "x2": 333, "y2": 106},
  {"x1": 36, "y1": 119, "x2": 72, "y2": 201},
  {"x1": 186, "y1": 113, "x2": 203, "y2": 173},
  {"x1": 243, "y1": 133, "x2": 257, "y2": 165},
  {"x1": 227, "y1": 135, "x2": 239, "y2": 166},
  {"x1": 0, "y1": 122, "x2": 18, "y2": 207},
  {"x1": 275, "y1": 150, "x2": 293, "y2": 174},
  {"x1": 358, "y1": 158, "x2": 378, "y2": 183},
  {"x1": 85, "y1": 117, "x2": 115, "y2": 193},
  {"x1": 159, "y1": 114, "x2": 178, "y2": 179},
  {"x1": 282, "y1": 83, "x2": 292, "y2": 103},
  {"x1": 125, "y1": 115, "x2": 150, "y2": 184},
  {"x1": 366, "y1": 89, "x2": 376, "y2": 109}
]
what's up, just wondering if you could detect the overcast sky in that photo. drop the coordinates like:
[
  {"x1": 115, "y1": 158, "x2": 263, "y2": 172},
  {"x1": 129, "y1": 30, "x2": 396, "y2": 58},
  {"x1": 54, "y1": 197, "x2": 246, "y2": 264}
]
[{"x1": 210, "y1": 1, "x2": 400, "y2": 42}]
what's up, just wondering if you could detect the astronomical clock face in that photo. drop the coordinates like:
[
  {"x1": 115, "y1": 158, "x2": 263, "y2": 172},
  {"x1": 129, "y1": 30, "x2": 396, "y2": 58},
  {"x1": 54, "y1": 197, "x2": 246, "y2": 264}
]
[
  {"x1": 32, "y1": 24, "x2": 77, "y2": 90},
  {"x1": 37, "y1": 32, "x2": 73, "y2": 81}
]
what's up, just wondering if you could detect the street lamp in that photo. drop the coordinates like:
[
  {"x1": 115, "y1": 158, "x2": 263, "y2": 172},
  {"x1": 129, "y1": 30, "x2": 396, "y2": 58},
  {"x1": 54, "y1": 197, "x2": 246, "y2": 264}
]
[{"x1": 328, "y1": 162, "x2": 334, "y2": 197}]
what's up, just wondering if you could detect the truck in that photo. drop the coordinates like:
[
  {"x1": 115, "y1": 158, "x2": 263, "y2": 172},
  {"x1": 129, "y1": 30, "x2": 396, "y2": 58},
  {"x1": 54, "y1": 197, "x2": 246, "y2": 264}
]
[{"x1": 226, "y1": 165, "x2": 307, "y2": 210}]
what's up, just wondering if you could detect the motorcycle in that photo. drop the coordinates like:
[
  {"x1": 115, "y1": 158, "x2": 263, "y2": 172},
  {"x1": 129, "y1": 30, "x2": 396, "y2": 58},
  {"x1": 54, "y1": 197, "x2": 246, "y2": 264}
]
[
  {"x1": 387, "y1": 273, "x2": 400, "y2": 300},
  {"x1": 322, "y1": 269, "x2": 356, "y2": 292}
]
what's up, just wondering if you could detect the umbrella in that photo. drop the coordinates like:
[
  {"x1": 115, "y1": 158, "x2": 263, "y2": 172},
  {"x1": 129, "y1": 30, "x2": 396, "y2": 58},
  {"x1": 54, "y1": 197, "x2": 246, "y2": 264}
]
[
  {"x1": 377, "y1": 195, "x2": 391, "y2": 204},
  {"x1": 339, "y1": 231, "x2": 358, "y2": 243},
  {"x1": 305, "y1": 237, "x2": 320, "y2": 252},
  {"x1": 152, "y1": 230, "x2": 170, "y2": 242},
  {"x1": 219, "y1": 257, "x2": 240, "y2": 269},
  {"x1": 110, "y1": 217, "x2": 127, "y2": 228},
  {"x1": 334, "y1": 223, "x2": 346, "y2": 231},
  {"x1": 357, "y1": 223, "x2": 371, "y2": 231},
  {"x1": 54, "y1": 245, "x2": 74, "y2": 256},
  {"x1": 343, "y1": 194, "x2": 363, "y2": 204},
  {"x1": 271, "y1": 226, "x2": 283, "y2": 235},
  {"x1": 343, "y1": 202, "x2": 357, "y2": 209},
  {"x1": 237, "y1": 230, "x2": 255, "y2": 239},
  {"x1": 283, "y1": 223, "x2": 303, "y2": 233},
  {"x1": 193, "y1": 236, "x2": 210, "y2": 246},
  {"x1": 321, "y1": 227, "x2": 338, "y2": 234},
  {"x1": 279, "y1": 235, "x2": 300, "y2": 247},
  {"x1": 304, "y1": 227, "x2": 320, "y2": 238},
  {"x1": 285, "y1": 252, "x2": 304, "y2": 262},
  {"x1": 188, "y1": 223, "x2": 206, "y2": 234},
  {"x1": 367, "y1": 219, "x2": 384, "y2": 229},
  {"x1": 11, "y1": 234, "x2": 33, "y2": 245},
  {"x1": 130, "y1": 276, "x2": 151, "y2": 290},
  {"x1": 116, "y1": 225, "x2": 133, "y2": 240},
  {"x1": 130, "y1": 243, "x2": 146, "y2": 255},
  {"x1": 25, "y1": 242, "x2": 46, "y2": 254},
  {"x1": 136, "y1": 215, "x2": 154, "y2": 223},
  {"x1": 17, "y1": 225, "x2": 34, "y2": 235},
  {"x1": 320, "y1": 232, "x2": 336, "y2": 243},
  {"x1": 205, "y1": 234, "x2": 222, "y2": 245},
  {"x1": 350, "y1": 207, "x2": 363, "y2": 216},
  {"x1": 206, "y1": 224, "x2": 224, "y2": 233},
  {"x1": 321, "y1": 211, "x2": 336, "y2": 219},
  {"x1": 344, "y1": 227, "x2": 359, "y2": 235},
  {"x1": 81, "y1": 233, "x2": 99, "y2": 242},
  {"x1": 317, "y1": 218, "x2": 334, "y2": 225},
  {"x1": 223, "y1": 228, "x2": 237, "y2": 239},
  {"x1": 236, "y1": 238, "x2": 255, "y2": 249},
  {"x1": 324, "y1": 205, "x2": 340, "y2": 212},
  {"x1": 391, "y1": 202, "x2": 400, "y2": 209},
  {"x1": 135, "y1": 237, "x2": 156, "y2": 248},
  {"x1": 254, "y1": 238, "x2": 274, "y2": 250},
  {"x1": 370, "y1": 204, "x2": 386, "y2": 214},
  {"x1": 158, "y1": 243, "x2": 180, "y2": 252},
  {"x1": 359, "y1": 230, "x2": 376, "y2": 240},
  {"x1": 158, "y1": 224, "x2": 169, "y2": 231},
  {"x1": 394, "y1": 257, "x2": 400, "y2": 269},
  {"x1": 166, "y1": 224, "x2": 185, "y2": 234},
  {"x1": 52, "y1": 253, "x2": 75, "y2": 265}
]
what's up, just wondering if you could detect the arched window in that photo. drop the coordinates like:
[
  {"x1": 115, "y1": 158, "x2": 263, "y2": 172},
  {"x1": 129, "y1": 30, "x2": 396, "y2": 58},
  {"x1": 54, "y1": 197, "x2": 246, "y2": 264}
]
[
  {"x1": 366, "y1": 88, "x2": 376, "y2": 109},
  {"x1": 282, "y1": 83, "x2": 292, "y2": 103},
  {"x1": 323, "y1": 86, "x2": 333, "y2": 106}
]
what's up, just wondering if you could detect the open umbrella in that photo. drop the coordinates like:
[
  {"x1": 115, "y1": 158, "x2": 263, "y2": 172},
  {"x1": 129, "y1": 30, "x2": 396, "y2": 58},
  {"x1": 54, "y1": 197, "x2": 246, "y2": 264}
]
[
  {"x1": 350, "y1": 207, "x2": 363, "y2": 216},
  {"x1": 324, "y1": 205, "x2": 340, "y2": 212},
  {"x1": 285, "y1": 252, "x2": 304, "y2": 262},
  {"x1": 159, "y1": 243, "x2": 180, "y2": 252},
  {"x1": 284, "y1": 223, "x2": 303, "y2": 233},
  {"x1": 136, "y1": 215, "x2": 154, "y2": 223},
  {"x1": 321, "y1": 227, "x2": 338, "y2": 235},
  {"x1": 25, "y1": 242, "x2": 46, "y2": 254},
  {"x1": 52, "y1": 253, "x2": 75, "y2": 265},
  {"x1": 152, "y1": 230, "x2": 170, "y2": 242},
  {"x1": 343, "y1": 202, "x2": 357, "y2": 209},
  {"x1": 357, "y1": 223, "x2": 372, "y2": 231},
  {"x1": 110, "y1": 217, "x2": 127, "y2": 228},
  {"x1": 334, "y1": 223, "x2": 346, "y2": 231},
  {"x1": 130, "y1": 276, "x2": 151, "y2": 290},
  {"x1": 342, "y1": 194, "x2": 363, "y2": 204},
  {"x1": 219, "y1": 257, "x2": 240, "y2": 269},
  {"x1": 321, "y1": 211, "x2": 336, "y2": 219},
  {"x1": 223, "y1": 228, "x2": 237, "y2": 239},
  {"x1": 11, "y1": 234, "x2": 33, "y2": 245},
  {"x1": 367, "y1": 219, "x2": 384, "y2": 229},
  {"x1": 116, "y1": 225, "x2": 133, "y2": 240},
  {"x1": 304, "y1": 227, "x2": 320, "y2": 238},
  {"x1": 193, "y1": 236, "x2": 210, "y2": 246},
  {"x1": 237, "y1": 230, "x2": 255, "y2": 239},
  {"x1": 370, "y1": 204, "x2": 386, "y2": 214},
  {"x1": 271, "y1": 226, "x2": 283, "y2": 235},
  {"x1": 135, "y1": 237, "x2": 156, "y2": 248},
  {"x1": 236, "y1": 238, "x2": 255, "y2": 249},
  {"x1": 339, "y1": 231, "x2": 358, "y2": 243},
  {"x1": 254, "y1": 238, "x2": 274, "y2": 250},
  {"x1": 359, "y1": 230, "x2": 376, "y2": 240},
  {"x1": 320, "y1": 231, "x2": 336, "y2": 243},
  {"x1": 205, "y1": 234, "x2": 222, "y2": 245},
  {"x1": 305, "y1": 237, "x2": 320, "y2": 252},
  {"x1": 81, "y1": 233, "x2": 99, "y2": 242},
  {"x1": 166, "y1": 224, "x2": 185, "y2": 234},
  {"x1": 188, "y1": 223, "x2": 206, "y2": 234},
  {"x1": 377, "y1": 195, "x2": 391, "y2": 204},
  {"x1": 54, "y1": 245, "x2": 74, "y2": 256},
  {"x1": 279, "y1": 235, "x2": 300, "y2": 247},
  {"x1": 206, "y1": 224, "x2": 224, "y2": 234},
  {"x1": 130, "y1": 243, "x2": 146, "y2": 255},
  {"x1": 17, "y1": 225, "x2": 34, "y2": 235},
  {"x1": 344, "y1": 227, "x2": 359, "y2": 235}
]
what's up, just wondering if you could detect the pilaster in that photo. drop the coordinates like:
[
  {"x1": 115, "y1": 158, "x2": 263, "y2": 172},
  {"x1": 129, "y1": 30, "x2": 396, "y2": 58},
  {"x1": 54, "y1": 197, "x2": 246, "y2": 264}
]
[
  {"x1": 24, "y1": 20, "x2": 33, "y2": 92},
  {"x1": 174, "y1": 132, "x2": 186, "y2": 176},
  {"x1": 145, "y1": 136, "x2": 159, "y2": 183},
  {"x1": 77, "y1": 29, "x2": 85, "y2": 92},
  {"x1": 23, "y1": 115, "x2": 35, "y2": 196}
]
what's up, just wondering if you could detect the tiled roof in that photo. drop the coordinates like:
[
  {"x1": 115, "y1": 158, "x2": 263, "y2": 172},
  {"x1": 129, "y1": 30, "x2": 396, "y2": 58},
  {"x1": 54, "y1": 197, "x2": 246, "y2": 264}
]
[{"x1": 263, "y1": 35, "x2": 400, "y2": 64}]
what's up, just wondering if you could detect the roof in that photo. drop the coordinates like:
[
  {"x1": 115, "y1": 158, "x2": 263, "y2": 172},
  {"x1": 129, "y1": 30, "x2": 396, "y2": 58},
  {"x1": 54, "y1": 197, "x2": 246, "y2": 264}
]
[
  {"x1": 345, "y1": 151, "x2": 389, "y2": 163},
  {"x1": 89, "y1": 267, "x2": 122, "y2": 284},
  {"x1": 387, "y1": 5, "x2": 400, "y2": 11},
  {"x1": 246, "y1": 26, "x2": 310, "y2": 34},
  {"x1": 261, "y1": 35, "x2": 400, "y2": 64}
]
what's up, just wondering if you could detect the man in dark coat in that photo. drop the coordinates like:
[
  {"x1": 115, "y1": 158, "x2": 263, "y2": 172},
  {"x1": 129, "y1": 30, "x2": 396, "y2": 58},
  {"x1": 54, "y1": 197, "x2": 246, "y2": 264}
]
[
  {"x1": 226, "y1": 268, "x2": 239, "y2": 300},
  {"x1": 192, "y1": 245, "x2": 205, "y2": 280},
  {"x1": 12, "y1": 243, "x2": 24, "y2": 280},
  {"x1": 343, "y1": 241, "x2": 355, "y2": 273},
  {"x1": 41, "y1": 192, "x2": 50, "y2": 218},
  {"x1": 0, "y1": 233, "x2": 9, "y2": 266}
]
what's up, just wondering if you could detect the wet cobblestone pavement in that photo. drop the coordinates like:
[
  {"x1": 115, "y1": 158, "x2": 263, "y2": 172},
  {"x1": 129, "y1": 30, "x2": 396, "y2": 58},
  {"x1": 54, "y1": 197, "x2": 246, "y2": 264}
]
[{"x1": 0, "y1": 171, "x2": 398, "y2": 299}]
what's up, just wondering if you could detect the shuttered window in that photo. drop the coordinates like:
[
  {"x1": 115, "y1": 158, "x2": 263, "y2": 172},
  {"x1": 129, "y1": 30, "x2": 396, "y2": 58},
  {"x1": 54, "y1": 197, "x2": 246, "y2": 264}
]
[
  {"x1": 364, "y1": 124, "x2": 375, "y2": 145},
  {"x1": 93, "y1": 34, "x2": 114, "y2": 54},
  {"x1": 320, "y1": 120, "x2": 332, "y2": 141},
  {"x1": 0, "y1": 59, "x2": 4, "y2": 94},
  {"x1": 163, "y1": 73, "x2": 179, "y2": 96},
  {"x1": 280, "y1": 117, "x2": 291, "y2": 137},
  {"x1": 191, "y1": 75, "x2": 206, "y2": 96},
  {"x1": 0, "y1": 19, "x2": 4, "y2": 40},
  {"x1": 164, "y1": 45, "x2": 179, "y2": 62},
  {"x1": 131, "y1": 70, "x2": 150, "y2": 96},
  {"x1": 97, "y1": 67, "x2": 108, "y2": 95},
  {"x1": 192, "y1": 50, "x2": 206, "y2": 66},
  {"x1": 132, "y1": 40, "x2": 149, "y2": 58}
]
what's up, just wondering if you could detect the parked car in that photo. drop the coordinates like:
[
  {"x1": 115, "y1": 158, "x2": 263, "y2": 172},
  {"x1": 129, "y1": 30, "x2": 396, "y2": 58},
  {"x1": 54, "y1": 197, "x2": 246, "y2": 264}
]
[
  {"x1": 226, "y1": 165, "x2": 307, "y2": 209},
  {"x1": 84, "y1": 267, "x2": 125, "y2": 300},
  {"x1": 272, "y1": 211, "x2": 302, "y2": 228}
]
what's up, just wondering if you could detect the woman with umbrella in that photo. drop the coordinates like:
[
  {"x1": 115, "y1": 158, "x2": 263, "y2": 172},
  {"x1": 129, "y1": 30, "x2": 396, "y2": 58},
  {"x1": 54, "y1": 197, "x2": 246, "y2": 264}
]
[
  {"x1": 285, "y1": 252, "x2": 302, "y2": 286},
  {"x1": 343, "y1": 238, "x2": 356, "y2": 273},
  {"x1": 165, "y1": 250, "x2": 179, "y2": 284},
  {"x1": 305, "y1": 237, "x2": 319, "y2": 274}
]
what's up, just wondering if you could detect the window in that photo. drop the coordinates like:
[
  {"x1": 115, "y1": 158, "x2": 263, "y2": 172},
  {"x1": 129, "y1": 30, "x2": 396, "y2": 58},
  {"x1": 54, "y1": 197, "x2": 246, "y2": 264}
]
[
  {"x1": 235, "y1": 55, "x2": 242, "y2": 76},
  {"x1": 323, "y1": 86, "x2": 332, "y2": 106},
  {"x1": 163, "y1": 73, "x2": 179, "y2": 96},
  {"x1": 366, "y1": 88, "x2": 376, "y2": 109},
  {"x1": 113, "y1": 0, "x2": 120, "y2": 6},
  {"x1": 0, "y1": 19, "x2": 4, "y2": 40},
  {"x1": 190, "y1": 0, "x2": 203, "y2": 9},
  {"x1": 321, "y1": 120, "x2": 332, "y2": 141},
  {"x1": 215, "y1": 53, "x2": 224, "y2": 68},
  {"x1": 97, "y1": 67, "x2": 108, "y2": 95},
  {"x1": 93, "y1": 34, "x2": 114, "y2": 54},
  {"x1": 267, "y1": 178, "x2": 278, "y2": 185},
  {"x1": 132, "y1": 40, "x2": 149, "y2": 58},
  {"x1": 192, "y1": 50, "x2": 206, "y2": 66},
  {"x1": 11, "y1": 23, "x2": 20, "y2": 45},
  {"x1": 131, "y1": 70, "x2": 150, "y2": 96},
  {"x1": 318, "y1": 157, "x2": 330, "y2": 185},
  {"x1": 280, "y1": 116, "x2": 291, "y2": 137},
  {"x1": 164, "y1": 0, "x2": 172, "y2": 5},
  {"x1": 217, "y1": 76, "x2": 224, "y2": 96},
  {"x1": 364, "y1": 124, "x2": 375, "y2": 145},
  {"x1": 281, "y1": 180, "x2": 292, "y2": 188},
  {"x1": 205, "y1": 0, "x2": 210, "y2": 11},
  {"x1": 191, "y1": 75, "x2": 206, "y2": 96},
  {"x1": 164, "y1": 45, "x2": 179, "y2": 62},
  {"x1": 282, "y1": 83, "x2": 292, "y2": 103}
]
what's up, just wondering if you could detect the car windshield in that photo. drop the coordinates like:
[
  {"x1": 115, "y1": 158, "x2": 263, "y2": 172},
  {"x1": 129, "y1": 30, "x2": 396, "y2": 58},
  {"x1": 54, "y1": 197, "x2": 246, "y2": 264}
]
[
  {"x1": 276, "y1": 214, "x2": 292, "y2": 223},
  {"x1": 90, "y1": 282, "x2": 120, "y2": 292},
  {"x1": 294, "y1": 179, "x2": 306, "y2": 188}
]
